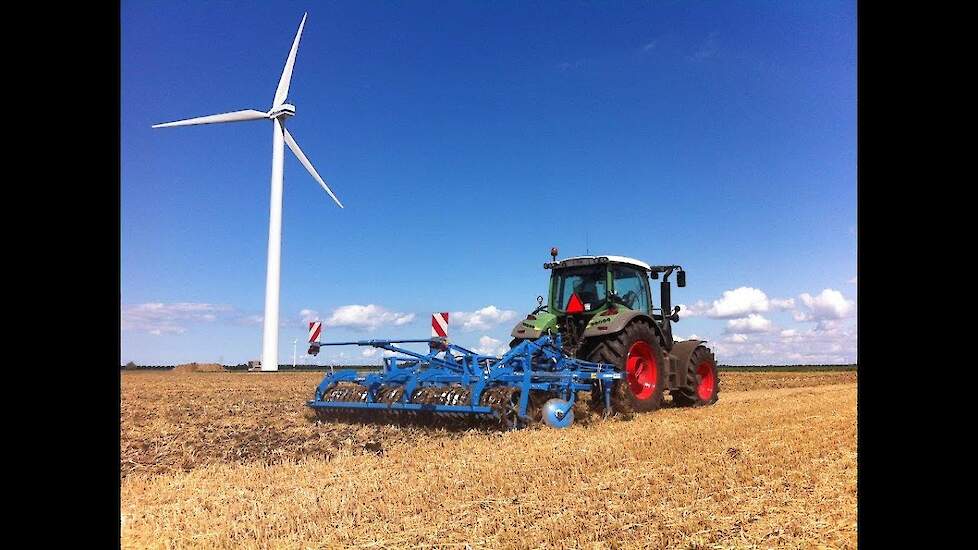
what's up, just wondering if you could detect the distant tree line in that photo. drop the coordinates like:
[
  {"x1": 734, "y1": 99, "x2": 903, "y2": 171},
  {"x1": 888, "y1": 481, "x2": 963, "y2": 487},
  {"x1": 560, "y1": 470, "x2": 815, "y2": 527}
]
[
  {"x1": 717, "y1": 364, "x2": 857, "y2": 372},
  {"x1": 223, "y1": 363, "x2": 380, "y2": 371},
  {"x1": 121, "y1": 362, "x2": 175, "y2": 370},
  {"x1": 123, "y1": 361, "x2": 854, "y2": 372}
]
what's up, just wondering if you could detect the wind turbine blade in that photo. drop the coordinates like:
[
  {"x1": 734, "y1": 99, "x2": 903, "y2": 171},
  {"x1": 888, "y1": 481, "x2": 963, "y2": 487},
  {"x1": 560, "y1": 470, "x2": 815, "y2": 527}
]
[
  {"x1": 284, "y1": 128, "x2": 344, "y2": 208},
  {"x1": 152, "y1": 109, "x2": 268, "y2": 128},
  {"x1": 272, "y1": 13, "x2": 307, "y2": 108}
]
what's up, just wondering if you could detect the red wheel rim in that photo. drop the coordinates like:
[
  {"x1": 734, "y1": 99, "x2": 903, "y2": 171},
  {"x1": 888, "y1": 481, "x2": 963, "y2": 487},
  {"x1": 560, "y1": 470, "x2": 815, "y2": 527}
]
[
  {"x1": 696, "y1": 361, "x2": 715, "y2": 400},
  {"x1": 625, "y1": 341, "x2": 658, "y2": 400}
]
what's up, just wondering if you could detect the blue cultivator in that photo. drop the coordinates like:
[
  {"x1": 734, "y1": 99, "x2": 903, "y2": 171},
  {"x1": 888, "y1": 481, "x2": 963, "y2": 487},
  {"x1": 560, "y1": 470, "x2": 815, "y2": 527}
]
[{"x1": 307, "y1": 335, "x2": 622, "y2": 428}]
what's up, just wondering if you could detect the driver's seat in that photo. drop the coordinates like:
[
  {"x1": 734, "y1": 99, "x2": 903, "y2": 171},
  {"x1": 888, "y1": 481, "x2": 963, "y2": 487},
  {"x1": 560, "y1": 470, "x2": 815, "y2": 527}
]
[
  {"x1": 574, "y1": 280, "x2": 598, "y2": 305},
  {"x1": 619, "y1": 290, "x2": 638, "y2": 308}
]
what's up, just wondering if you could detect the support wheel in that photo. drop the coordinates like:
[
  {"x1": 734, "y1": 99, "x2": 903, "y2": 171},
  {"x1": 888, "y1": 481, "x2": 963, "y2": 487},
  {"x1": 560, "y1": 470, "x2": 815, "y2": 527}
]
[
  {"x1": 587, "y1": 319, "x2": 666, "y2": 415},
  {"x1": 542, "y1": 398, "x2": 575, "y2": 428},
  {"x1": 671, "y1": 345, "x2": 719, "y2": 407}
]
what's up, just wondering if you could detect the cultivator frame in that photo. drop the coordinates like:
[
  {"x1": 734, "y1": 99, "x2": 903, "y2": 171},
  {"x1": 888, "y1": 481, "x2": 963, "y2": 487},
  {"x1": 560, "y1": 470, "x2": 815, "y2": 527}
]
[{"x1": 306, "y1": 334, "x2": 623, "y2": 427}]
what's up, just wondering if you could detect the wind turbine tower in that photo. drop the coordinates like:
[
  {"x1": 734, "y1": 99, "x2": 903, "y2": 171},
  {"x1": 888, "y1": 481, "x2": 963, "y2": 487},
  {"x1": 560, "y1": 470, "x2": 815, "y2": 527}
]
[{"x1": 152, "y1": 14, "x2": 343, "y2": 371}]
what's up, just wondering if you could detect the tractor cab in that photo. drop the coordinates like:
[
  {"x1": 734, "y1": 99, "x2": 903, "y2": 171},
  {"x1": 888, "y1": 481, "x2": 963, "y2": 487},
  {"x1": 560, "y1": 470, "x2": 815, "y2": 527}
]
[{"x1": 549, "y1": 256, "x2": 652, "y2": 316}]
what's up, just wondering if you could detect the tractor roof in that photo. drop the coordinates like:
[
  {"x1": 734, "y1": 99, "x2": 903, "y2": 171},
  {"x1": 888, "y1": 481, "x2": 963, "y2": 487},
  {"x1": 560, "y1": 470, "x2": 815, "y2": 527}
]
[{"x1": 557, "y1": 255, "x2": 652, "y2": 272}]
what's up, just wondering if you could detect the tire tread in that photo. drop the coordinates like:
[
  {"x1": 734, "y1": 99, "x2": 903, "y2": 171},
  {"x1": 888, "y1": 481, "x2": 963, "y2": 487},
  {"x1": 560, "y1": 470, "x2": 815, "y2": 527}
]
[
  {"x1": 586, "y1": 319, "x2": 666, "y2": 415},
  {"x1": 672, "y1": 345, "x2": 720, "y2": 407}
]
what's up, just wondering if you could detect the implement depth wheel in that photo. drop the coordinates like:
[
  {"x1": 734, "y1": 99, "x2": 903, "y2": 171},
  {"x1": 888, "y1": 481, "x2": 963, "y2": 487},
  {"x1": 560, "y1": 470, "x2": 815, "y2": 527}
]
[
  {"x1": 587, "y1": 319, "x2": 666, "y2": 415},
  {"x1": 672, "y1": 345, "x2": 719, "y2": 407}
]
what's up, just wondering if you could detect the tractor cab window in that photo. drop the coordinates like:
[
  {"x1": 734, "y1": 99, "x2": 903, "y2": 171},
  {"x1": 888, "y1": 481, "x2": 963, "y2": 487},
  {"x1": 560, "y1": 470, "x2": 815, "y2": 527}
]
[
  {"x1": 554, "y1": 266, "x2": 607, "y2": 312},
  {"x1": 611, "y1": 265, "x2": 650, "y2": 313}
]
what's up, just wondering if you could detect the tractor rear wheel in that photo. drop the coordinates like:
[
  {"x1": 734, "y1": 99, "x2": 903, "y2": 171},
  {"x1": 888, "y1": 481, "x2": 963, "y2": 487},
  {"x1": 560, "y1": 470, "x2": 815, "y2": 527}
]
[
  {"x1": 586, "y1": 319, "x2": 666, "y2": 415},
  {"x1": 671, "y1": 345, "x2": 719, "y2": 407}
]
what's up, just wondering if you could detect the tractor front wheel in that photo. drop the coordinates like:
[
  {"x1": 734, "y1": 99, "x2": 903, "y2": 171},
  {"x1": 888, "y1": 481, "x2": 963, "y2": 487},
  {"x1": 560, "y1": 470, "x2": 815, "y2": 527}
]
[
  {"x1": 587, "y1": 319, "x2": 666, "y2": 415},
  {"x1": 671, "y1": 345, "x2": 719, "y2": 407}
]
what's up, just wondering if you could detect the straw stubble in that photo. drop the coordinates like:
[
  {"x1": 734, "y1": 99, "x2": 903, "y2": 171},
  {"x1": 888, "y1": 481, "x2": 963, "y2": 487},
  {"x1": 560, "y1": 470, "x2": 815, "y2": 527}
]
[{"x1": 122, "y1": 370, "x2": 856, "y2": 548}]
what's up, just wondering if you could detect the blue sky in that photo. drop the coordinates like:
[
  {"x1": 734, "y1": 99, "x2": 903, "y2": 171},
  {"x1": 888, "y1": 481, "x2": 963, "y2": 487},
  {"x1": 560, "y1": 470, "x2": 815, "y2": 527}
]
[{"x1": 121, "y1": 1, "x2": 856, "y2": 365}]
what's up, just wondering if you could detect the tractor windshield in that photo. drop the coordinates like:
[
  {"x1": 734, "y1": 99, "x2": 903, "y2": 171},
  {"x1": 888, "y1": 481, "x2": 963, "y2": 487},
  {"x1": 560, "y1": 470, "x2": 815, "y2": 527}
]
[{"x1": 553, "y1": 266, "x2": 607, "y2": 312}]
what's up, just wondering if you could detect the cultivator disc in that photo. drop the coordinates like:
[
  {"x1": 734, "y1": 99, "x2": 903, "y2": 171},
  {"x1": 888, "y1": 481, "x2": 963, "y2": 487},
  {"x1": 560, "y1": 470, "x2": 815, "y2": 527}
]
[
  {"x1": 321, "y1": 383, "x2": 370, "y2": 404},
  {"x1": 314, "y1": 383, "x2": 526, "y2": 427}
]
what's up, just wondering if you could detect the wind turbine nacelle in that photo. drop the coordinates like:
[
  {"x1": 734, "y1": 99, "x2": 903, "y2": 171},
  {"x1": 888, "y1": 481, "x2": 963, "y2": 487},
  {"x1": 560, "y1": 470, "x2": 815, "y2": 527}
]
[{"x1": 268, "y1": 103, "x2": 296, "y2": 119}]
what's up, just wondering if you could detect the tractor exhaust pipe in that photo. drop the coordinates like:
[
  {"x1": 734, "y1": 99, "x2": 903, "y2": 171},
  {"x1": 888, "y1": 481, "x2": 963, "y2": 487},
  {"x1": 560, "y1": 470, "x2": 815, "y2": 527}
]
[{"x1": 660, "y1": 279, "x2": 672, "y2": 320}]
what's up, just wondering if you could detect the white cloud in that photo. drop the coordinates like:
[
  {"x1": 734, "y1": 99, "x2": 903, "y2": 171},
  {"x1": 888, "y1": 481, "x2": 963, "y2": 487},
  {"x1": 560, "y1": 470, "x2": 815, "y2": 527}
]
[
  {"x1": 707, "y1": 320, "x2": 857, "y2": 365},
  {"x1": 677, "y1": 301, "x2": 709, "y2": 318},
  {"x1": 122, "y1": 302, "x2": 232, "y2": 335},
  {"x1": 472, "y1": 335, "x2": 509, "y2": 357},
  {"x1": 359, "y1": 347, "x2": 403, "y2": 359},
  {"x1": 324, "y1": 304, "x2": 415, "y2": 331},
  {"x1": 642, "y1": 40, "x2": 657, "y2": 52},
  {"x1": 452, "y1": 306, "x2": 518, "y2": 332},
  {"x1": 237, "y1": 314, "x2": 263, "y2": 326},
  {"x1": 794, "y1": 289, "x2": 855, "y2": 322},
  {"x1": 300, "y1": 309, "x2": 320, "y2": 323},
  {"x1": 707, "y1": 287, "x2": 771, "y2": 318},
  {"x1": 681, "y1": 287, "x2": 795, "y2": 319},
  {"x1": 232, "y1": 313, "x2": 291, "y2": 328},
  {"x1": 725, "y1": 314, "x2": 773, "y2": 333},
  {"x1": 671, "y1": 287, "x2": 857, "y2": 365}
]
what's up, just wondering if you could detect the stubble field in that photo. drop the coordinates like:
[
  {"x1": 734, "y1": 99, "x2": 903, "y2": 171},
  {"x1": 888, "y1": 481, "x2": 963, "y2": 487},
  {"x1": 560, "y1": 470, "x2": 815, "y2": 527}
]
[{"x1": 121, "y1": 370, "x2": 857, "y2": 548}]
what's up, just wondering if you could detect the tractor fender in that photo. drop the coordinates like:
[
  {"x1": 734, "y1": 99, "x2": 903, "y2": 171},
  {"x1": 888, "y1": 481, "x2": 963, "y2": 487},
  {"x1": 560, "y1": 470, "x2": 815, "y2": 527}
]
[
  {"x1": 511, "y1": 319, "x2": 543, "y2": 340},
  {"x1": 583, "y1": 310, "x2": 666, "y2": 346},
  {"x1": 669, "y1": 339, "x2": 709, "y2": 389}
]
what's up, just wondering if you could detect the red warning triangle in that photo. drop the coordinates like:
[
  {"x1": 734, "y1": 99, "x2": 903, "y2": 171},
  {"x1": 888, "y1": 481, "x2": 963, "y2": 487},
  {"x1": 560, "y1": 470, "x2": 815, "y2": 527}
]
[{"x1": 566, "y1": 292, "x2": 584, "y2": 313}]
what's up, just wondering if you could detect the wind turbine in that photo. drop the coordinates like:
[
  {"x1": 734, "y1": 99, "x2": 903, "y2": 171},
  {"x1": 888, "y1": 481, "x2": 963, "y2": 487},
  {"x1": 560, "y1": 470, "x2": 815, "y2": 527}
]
[{"x1": 153, "y1": 13, "x2": 342, "y2": 372}]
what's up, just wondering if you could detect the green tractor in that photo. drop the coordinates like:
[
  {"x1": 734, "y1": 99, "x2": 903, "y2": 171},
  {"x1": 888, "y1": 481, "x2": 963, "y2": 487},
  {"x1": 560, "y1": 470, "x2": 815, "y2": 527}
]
[{"x1": 509, "y1": 248, "x2": 719, "y2": 415}]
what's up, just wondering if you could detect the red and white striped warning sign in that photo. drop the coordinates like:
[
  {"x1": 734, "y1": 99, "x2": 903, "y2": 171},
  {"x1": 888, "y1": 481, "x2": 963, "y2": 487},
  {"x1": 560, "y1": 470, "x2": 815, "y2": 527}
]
[
  {"x1": 308, "y1": 321, "x2": 322, "y2": 343},
  {"x1": 431, "y1": 312, "x2": 449, "y2": 338}
]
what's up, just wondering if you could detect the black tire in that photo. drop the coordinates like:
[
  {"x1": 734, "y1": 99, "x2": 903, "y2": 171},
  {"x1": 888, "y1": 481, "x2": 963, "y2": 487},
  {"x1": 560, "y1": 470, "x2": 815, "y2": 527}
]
[
  {"x1": 671, "y1": 345, "x2": 719, "y2": 407},
  {"x1": 586, "y1": 319, "x2": 666, "y2": 415}
]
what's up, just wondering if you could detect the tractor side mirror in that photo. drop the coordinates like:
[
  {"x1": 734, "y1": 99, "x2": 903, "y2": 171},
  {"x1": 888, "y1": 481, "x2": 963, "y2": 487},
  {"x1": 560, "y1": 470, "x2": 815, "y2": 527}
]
[
  {"x1": 677, "y1": 270, "x2": 686, "y2": 287},
  {"x1": 650, "y1": 270, "x2": 659, "y2": 280},
  {"x1": 671, "y1": 306, "x2": 681, "y2": 322}
]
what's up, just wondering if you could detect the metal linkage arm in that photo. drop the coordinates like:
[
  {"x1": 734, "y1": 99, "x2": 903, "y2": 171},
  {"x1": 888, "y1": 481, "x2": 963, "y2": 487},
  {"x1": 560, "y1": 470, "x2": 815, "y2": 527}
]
[{"x1": 316, "y1": 338, "x2": 438, "y2": 347}]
